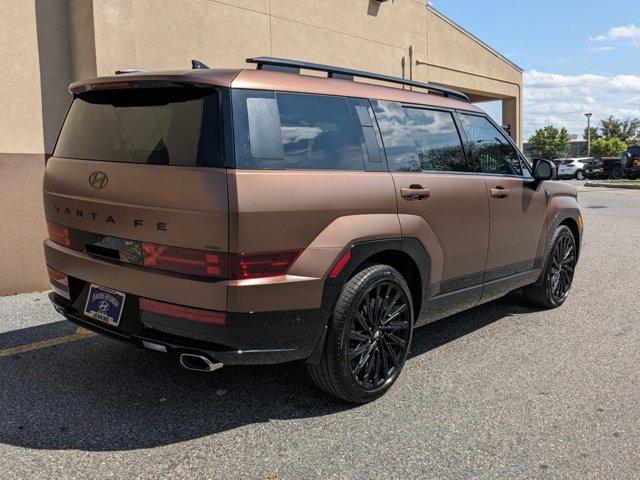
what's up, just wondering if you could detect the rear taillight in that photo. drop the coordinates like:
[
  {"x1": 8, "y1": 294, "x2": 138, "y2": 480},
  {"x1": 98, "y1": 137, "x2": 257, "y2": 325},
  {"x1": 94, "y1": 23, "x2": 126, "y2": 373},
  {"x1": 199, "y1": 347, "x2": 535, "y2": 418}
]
[
  {"x1": 142, "y1": 243, "x2": 227, "y2": 278},
  {"x1": 229, "y1": 250, "x2": 302, "y2": 280},
  {"x1": 139, "y1": 298, "x2": 225, "y2": 325},
  {"x1": 94, "y1": 239, "x2": 302, "y2": 280},
  {"x1": 47, "y1": 265, "x2": 70, "y2": 299},
  {"x1": 46, "y1": 221, "x2": 70, "y2": 248}
]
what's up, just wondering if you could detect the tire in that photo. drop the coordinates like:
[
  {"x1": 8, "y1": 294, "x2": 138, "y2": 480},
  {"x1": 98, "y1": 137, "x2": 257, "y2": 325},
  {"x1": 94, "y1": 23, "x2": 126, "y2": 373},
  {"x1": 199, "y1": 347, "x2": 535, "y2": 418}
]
[
  {"x1": 621, "y1": 154, "x2": 632, "y2": 169},
  {"x1": 522, "y1": 225, "x2": 577, "y2": 309},
  {"x1": 611, "y1": 166, "x2": 624, "y2": 180},
  {"x1": 574, "y1": 170, "x2": 586, "y2": 180},
  {"x1": 627, "y1": 172, "x2": 638, "y2": 180},
  {"x1": 307, "y1": 264, "x2": 414, "y2": 404}
]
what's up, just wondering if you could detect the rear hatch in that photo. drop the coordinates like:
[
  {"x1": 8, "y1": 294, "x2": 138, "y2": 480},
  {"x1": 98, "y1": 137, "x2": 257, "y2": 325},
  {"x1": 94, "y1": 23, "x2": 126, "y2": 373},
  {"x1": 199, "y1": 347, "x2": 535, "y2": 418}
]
[{"x1": 44, "y1": 84, "x2": 229, "y2": 310}]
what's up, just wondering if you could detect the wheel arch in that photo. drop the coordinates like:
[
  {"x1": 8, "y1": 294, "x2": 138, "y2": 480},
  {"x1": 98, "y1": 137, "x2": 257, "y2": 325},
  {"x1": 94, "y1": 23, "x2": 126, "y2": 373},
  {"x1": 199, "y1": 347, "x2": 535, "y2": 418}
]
[
  {"x1": 307, "y1": 238, "x2": 430, "y2": 365},
  {"x1": 559, "y1": 217, "x2": 581, "y2": 258}
]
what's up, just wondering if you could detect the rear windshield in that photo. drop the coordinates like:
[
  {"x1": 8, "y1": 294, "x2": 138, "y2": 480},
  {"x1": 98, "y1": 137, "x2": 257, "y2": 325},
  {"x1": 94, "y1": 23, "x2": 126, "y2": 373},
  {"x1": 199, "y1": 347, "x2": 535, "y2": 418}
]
[{"x1": 54, "y1": 88, "x2": 222, "y2": 167}]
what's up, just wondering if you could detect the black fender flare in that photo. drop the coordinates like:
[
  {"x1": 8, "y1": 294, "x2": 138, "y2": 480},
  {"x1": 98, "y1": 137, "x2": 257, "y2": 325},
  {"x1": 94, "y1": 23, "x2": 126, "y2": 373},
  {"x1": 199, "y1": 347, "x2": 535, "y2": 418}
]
[{"x1": 306, "y1": 238, "x2": 430, "y2": 364}]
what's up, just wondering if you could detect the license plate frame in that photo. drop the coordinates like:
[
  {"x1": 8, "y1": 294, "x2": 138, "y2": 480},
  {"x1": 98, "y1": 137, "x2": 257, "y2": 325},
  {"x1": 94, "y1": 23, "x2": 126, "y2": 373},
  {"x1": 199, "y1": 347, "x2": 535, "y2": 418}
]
[{"x1": 84, "y1": 284, "x2": 126, "y2": 327}]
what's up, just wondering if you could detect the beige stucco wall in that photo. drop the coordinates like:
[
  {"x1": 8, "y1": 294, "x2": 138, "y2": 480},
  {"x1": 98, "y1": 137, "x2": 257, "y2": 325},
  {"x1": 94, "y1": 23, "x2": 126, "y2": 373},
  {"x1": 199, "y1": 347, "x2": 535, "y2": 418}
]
[{"x1": 0, "y1": 0, "x2": 522, "y2": 295}]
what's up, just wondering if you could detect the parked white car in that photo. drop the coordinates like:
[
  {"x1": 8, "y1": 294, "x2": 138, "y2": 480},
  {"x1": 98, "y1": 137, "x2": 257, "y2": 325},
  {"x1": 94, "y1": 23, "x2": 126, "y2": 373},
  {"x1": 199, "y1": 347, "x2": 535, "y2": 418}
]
[{"x1": 556, "y1": 158, "x2": 591, "y2": 180}]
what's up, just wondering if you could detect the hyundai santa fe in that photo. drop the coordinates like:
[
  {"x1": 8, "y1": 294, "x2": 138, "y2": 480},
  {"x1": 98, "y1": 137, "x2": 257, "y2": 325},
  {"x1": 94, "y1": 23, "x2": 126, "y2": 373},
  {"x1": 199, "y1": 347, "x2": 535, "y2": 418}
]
[{"x1": 44, "y1": 57, "x2": 583, "y2": 403}]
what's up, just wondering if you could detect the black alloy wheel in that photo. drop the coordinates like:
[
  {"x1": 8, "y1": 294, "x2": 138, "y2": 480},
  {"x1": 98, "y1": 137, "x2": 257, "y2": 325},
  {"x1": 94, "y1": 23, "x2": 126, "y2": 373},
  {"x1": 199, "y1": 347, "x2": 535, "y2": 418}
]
[
  {"x1": 307, "y1": 264, "x2": 414, "y2": 403},
  {"x1": 548, "y1": 230, "x2": 577, "y2": 303},
  {"x1": 523, "y1": 225, "x2": 577, "y2": 308},
  {"x1": 347, "y1": 280, "x2": 411, "y2": 390}
]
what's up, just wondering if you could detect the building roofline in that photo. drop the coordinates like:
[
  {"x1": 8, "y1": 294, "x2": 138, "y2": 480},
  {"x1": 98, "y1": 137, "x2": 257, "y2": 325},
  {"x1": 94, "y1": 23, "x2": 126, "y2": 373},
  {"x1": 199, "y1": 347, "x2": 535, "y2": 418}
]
[{"x1": 427, "y1": 4, "x2": 523, "y2": 73}]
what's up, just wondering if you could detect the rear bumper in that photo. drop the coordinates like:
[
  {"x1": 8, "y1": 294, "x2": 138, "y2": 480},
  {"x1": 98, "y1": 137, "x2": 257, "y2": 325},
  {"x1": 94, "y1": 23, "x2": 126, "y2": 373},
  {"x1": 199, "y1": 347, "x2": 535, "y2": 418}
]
[
  {"x1": 44, "y1": 239, "x2": 326, "y2": 365},
  {"x1": 49, "y1": 291, "x2": 322, "y2": 365}
]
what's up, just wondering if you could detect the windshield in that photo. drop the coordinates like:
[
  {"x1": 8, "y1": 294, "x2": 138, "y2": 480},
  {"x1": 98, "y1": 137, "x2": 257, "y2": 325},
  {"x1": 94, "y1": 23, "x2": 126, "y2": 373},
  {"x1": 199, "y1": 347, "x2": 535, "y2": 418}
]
[{"x1": 54, "y1": 87, "x2": 222, "y2": 167}]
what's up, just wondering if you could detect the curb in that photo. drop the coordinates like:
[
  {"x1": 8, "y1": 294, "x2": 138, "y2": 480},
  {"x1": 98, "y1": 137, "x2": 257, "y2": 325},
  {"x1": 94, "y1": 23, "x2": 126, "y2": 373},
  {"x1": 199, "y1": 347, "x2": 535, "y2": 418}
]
[{"x1": 584, "y1": 181, "x2": 640, "y2": 190}]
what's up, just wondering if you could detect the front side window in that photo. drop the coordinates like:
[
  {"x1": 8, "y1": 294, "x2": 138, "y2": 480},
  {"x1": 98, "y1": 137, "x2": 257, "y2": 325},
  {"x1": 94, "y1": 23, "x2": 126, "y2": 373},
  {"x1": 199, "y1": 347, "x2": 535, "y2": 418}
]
[
  {"x1": 403, "y1": 108, "x2": 467, "y2": 172},
  {"x1": 459, "y1": 114, "x2": 523, "y2": 176}
]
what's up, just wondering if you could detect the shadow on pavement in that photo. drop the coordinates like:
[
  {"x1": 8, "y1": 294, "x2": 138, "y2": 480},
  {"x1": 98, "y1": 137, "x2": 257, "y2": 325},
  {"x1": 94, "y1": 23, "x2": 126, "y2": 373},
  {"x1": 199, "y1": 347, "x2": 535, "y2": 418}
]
[{"x1": 0, "y1": 294, "x2": 531, "y2": 451}]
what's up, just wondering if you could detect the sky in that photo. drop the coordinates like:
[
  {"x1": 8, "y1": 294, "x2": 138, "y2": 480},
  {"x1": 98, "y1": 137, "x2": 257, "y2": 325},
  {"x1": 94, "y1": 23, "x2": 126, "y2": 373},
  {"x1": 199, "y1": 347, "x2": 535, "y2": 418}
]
[{"x1": 433, "y1": 0, "x2": 640, "y2": 139}]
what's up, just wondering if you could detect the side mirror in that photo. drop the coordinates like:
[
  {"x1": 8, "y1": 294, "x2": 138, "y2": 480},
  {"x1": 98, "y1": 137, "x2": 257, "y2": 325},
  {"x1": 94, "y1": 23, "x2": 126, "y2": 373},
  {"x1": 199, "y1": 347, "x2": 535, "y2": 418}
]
[{"x1": 533, "y1": 158, "x2": 555, "y2": 181}]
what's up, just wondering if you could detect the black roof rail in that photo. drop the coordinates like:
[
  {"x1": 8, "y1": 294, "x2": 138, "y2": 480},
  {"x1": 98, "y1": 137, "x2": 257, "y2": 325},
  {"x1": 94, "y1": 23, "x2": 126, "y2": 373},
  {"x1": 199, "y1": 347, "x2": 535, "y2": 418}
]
[{"x1": 246, "y1": 56, "x2": 470, "y2": 103}]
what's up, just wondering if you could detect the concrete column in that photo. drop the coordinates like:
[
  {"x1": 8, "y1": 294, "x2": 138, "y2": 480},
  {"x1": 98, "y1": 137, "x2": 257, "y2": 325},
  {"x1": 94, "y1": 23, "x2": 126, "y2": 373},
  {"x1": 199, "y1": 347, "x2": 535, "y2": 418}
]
[{"x1": 502, "y1": 96, "x2": 520, "y2": 146}]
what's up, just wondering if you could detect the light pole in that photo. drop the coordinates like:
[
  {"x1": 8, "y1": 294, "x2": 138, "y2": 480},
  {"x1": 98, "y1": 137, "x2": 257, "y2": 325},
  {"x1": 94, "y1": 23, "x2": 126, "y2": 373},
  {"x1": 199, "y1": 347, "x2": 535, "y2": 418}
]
[{"x1": 585, "y1": 113, "x2": 593, "y2": 156}]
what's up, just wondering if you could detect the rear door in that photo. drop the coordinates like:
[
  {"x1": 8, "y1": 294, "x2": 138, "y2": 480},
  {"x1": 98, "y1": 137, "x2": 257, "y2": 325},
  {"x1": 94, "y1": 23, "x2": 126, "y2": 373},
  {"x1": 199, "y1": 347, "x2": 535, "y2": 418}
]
[
  {"x1": 458, "y1": 113, "x2": 548, "y2": 301},
  {"x1": 44, "y1": 85, "x2": 229, "y2": 308},
  {"x1": 372, "y1": 100, "x2": 490, "y2": 321}
]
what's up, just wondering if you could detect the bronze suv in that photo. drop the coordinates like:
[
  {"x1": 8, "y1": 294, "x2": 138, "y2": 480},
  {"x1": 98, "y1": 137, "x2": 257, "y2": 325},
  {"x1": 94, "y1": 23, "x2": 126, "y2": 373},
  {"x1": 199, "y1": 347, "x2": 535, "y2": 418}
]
[{"x1": 44, "y1": 57, "x2": 582, "y2": 403}]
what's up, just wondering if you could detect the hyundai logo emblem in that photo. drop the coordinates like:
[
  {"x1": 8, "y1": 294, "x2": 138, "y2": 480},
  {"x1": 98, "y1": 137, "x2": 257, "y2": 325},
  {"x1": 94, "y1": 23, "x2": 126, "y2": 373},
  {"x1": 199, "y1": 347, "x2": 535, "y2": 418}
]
[
  {"x1": 89, "y1": 171, "x2": 108, "y2": 189},
  {"x1": 98, "y1": 300, "x2": 110, "y2": 312}
]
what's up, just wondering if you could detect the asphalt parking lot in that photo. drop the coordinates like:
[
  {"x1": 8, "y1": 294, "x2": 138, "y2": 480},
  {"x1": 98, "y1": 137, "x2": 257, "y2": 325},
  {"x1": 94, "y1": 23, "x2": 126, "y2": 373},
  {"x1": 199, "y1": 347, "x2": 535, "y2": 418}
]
[{"x1": 1, "y1": 183, "x2": 639, "y2": 479}]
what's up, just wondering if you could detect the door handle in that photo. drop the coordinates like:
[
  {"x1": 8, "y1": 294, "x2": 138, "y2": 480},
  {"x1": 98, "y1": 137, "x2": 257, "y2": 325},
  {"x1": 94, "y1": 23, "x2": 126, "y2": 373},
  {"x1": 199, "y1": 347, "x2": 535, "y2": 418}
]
[
  {"x1": 401, "y1": 185, "x2": 430, "y2": 201},
  {"x1": 490, "y1": 187, "x2": 510, "y2": 199}
]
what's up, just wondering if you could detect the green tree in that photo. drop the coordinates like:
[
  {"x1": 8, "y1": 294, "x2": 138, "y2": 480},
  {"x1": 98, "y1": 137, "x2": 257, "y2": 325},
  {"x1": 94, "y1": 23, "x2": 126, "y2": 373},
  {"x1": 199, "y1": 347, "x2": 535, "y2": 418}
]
[
  {"x1": 583, "y1": 126, "x2": 601, "y2": 141},
  {"x1": 599, "y1": 116, "x2": 640, "y2": 143},
  {"x1": 591, "y1": 138, "x2": 628, "y2": 158},
  {"x1": 527, "y1": 125, "x2": 570, "y2": 159}
]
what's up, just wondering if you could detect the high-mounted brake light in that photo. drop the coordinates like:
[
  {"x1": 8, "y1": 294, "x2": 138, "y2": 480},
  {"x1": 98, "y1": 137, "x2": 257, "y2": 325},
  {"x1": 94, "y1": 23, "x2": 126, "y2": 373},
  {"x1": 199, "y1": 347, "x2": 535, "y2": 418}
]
[
  {"x1": 46, "y1": 221, "x2": 70, "y2": 248},
  {"x1": 89, "y1": 81, "x2": 131, "y2": 90},
  {"x1": 139, "y1": 298, "x2": 225, "y2": 325},
  {"x1": 229, "y1": 250, "x2": 302, "y2": 280},
  {"x1": 142, "y1": 243, "x2": 227, "y2": 278}
]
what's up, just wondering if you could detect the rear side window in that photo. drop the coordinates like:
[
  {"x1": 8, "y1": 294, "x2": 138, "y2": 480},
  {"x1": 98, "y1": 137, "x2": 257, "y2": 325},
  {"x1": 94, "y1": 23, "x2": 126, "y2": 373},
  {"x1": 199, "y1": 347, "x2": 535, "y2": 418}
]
[
  {"x1": 403, "y1": 107, "x2": 467, "y2": 172},
  {"x1": 371, "y1": 100, "x2": 419, "y2": 172},
  {"x1": 459, "y1": 114, "x2": 523, "y2": 176},
  {"x1": 233, "y1": 91, "x2": 365, "y2": 170},
  {"x1": 55, "y1": 88, "x2": 222, "y2": 167}
]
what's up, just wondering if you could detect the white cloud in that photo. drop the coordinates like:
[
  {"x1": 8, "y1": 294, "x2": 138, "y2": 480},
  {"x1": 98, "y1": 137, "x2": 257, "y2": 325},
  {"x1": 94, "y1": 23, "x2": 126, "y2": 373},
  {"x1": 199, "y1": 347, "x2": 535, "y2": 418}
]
[
  {"x1": 587, "y1": 46, "x2": 615, "y2": 53},
  {"x1": 523, "y1": 71, "x2": 640, "y2": 139},
  {"x1": 589, "y1": 23, "x2": 640, "y2": 45}
]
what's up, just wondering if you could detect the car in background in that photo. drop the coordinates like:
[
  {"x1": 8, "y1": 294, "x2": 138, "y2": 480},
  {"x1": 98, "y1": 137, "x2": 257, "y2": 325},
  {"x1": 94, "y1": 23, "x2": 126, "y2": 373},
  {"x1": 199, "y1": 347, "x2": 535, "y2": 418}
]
[
  {"x1": 621, "y1": 146, "x2": 640, "y2": 180},
  {"x1": 583, "y1": 157, "x2": 625, "y2": 180},
  {"x1": 555, "y1": 158, "x2": 591, "y2": 180}
]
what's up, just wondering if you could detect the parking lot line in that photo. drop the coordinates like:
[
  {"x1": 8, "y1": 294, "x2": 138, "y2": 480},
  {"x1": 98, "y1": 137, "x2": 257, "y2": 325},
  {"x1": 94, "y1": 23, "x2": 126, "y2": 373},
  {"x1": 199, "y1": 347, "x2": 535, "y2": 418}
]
[{"x1": 0, "y1": 327, "x2": 96, "y2": 358}]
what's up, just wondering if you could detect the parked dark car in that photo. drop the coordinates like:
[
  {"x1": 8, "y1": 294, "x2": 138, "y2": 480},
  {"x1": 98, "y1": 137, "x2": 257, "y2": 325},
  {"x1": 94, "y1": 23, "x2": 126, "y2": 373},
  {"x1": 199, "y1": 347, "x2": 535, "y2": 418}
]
[
  {"x1": 583, "y1": 157, "x2": 625, "y2": 180},
  {"x1": 621, "y1": 146, "x2": 640, "y2": 180}
]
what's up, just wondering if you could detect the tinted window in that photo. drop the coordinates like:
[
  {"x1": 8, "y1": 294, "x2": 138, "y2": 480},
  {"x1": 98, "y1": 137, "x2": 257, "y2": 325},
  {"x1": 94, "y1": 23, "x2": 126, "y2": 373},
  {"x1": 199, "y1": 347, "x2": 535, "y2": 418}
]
[
  {"x1": 404, "y1": 108, "x2": 467, "y2": 172},
  {"x1": 371, "y1": 100, "x2": 419, "y2": 172},
  {"x1": 233, "y1": 90, "x2": 284, "y2": 169},
  {"x1": 277, "y1": 93, "x2": 364, "y2": 170},
  {"x1": 459, "y1": 114, "x2": 523, "y2": 176},
  {"x1": 234, "y1": 91, "x2": 365, "y2": 170},
  {"x1": 55, "y1": 88, "x2": 222, "y2": 167}
]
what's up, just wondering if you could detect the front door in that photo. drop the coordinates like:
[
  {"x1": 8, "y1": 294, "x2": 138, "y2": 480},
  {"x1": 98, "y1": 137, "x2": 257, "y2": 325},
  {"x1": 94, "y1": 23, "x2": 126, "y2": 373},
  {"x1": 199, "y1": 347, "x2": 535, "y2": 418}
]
[
  {"x1": 372, "y1": 101, "x2": 490, "y2": 323},
  {"x1": 458, "y1": 113, "x2": 548, "y2": 301}
]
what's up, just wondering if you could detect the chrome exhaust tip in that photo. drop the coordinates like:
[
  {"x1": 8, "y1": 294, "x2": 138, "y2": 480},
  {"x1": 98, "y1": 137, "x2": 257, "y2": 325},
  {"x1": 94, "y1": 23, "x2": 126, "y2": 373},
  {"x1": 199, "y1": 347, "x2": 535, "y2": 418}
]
[{"x1": 179, "y1": 353, "x2": 223, "y2": 372}]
